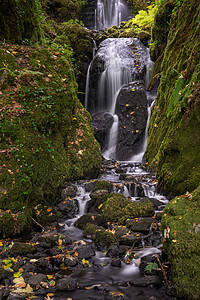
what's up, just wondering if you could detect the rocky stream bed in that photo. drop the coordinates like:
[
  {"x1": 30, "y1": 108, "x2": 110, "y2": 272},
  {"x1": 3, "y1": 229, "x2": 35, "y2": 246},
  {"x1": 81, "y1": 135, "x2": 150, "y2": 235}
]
[{"x1": 0, "y1": 159, "x2": 177, "y2": 300}]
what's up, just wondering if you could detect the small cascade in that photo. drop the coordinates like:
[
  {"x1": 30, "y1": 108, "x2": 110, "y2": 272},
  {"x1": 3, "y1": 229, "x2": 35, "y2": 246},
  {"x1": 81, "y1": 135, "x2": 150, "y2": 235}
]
[
  {"x1": 84, "y1": 62, "x2": 92, "y2": 110},
  {"x1": 103, "y1": 114, "x2": 119, "y2": 159},
  {"x1": 96, "y1": 0, "x2": 130, "y2": 29}
]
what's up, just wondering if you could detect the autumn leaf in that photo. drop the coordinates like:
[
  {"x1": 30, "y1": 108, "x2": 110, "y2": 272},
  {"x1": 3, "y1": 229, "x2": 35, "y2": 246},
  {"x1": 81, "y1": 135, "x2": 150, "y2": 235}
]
[{"x1": 13, "y1": 276, "x2": 26, "y2": 288}]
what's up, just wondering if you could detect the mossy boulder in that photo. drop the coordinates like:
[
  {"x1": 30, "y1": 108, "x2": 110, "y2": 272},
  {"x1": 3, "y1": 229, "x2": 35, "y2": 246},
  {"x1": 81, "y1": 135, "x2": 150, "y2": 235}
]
[
  {"x1": 93, "y1": 180, "x2": 113, "y2": 192},
  {"x1": 74, "y1": 213, "x2": 106, "y2": 230},
  {"x1": 94, "y1": 230, "x2": 117, "y2": 250},
  {"x1": 101, "y1": 194, "x2": 130, "y2": 222},
  {"x1": 9, "y1": 242, "x2": 36, "y2": 256},
  {"x1": 0, "y1": 0, "x2": 41, "y2": 44},
  {"x1": 34, "y1": 204, "x2": 62, "y2": 226},
  {"x1": 146, "y1": 0, "x2": 200, "y2": 196},
  {"x1": 161, "y1": 187, "x2": 200, "y2": 299}
]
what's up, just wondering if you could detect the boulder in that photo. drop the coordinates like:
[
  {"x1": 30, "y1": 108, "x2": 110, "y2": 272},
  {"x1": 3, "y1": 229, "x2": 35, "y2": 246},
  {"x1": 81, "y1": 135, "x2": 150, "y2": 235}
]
[
  {"x1": 8, "y1": 242, "x2": 35, "y2": 256},
  {"x1": 61, "y1": 184, "x2": 77, "y2": 199},
  {"x1": 76, "y1": 245, "x2": 95, "y2": 259},
  {"x1": 126, "y1": 217, "x2": 158, "y2": 234},
  {"x1": 92, "y1": 112, "x2": 114, "y2": 151},
  {"x1": 28, "y1": 273, "x2": 48, "y2": 286},
  {"x1": 57, "y1": 199, "x2": 77, "y2": 217},
  {"x1": 130, "y1": 275, "x2": 162, "y2": 287},
  {"x1": 115, "y1": 81, "x2": 148, "y2": 160}
]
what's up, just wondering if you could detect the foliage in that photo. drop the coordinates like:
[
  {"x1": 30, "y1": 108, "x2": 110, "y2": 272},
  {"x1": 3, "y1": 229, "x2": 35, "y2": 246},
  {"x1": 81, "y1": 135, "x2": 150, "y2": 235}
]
[
  {"x1": 145, "y1": 262, "x2": 159, "y2": 273},
  {"x1": 161, "y1": 188, "x2": 200, "y2": 299}
]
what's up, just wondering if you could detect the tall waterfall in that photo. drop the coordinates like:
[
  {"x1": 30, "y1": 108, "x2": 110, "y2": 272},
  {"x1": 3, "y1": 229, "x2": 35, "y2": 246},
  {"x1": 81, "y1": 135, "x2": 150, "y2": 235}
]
[{"x1": 95, "y1": 0, "x2": 130, "y2": 29}]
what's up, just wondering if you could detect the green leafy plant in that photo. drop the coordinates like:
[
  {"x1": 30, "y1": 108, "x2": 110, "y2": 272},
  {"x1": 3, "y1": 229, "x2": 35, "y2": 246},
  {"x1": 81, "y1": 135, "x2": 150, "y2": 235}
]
[{"x1": 145, "y1": 262, "x2": 159, "y2": 273}]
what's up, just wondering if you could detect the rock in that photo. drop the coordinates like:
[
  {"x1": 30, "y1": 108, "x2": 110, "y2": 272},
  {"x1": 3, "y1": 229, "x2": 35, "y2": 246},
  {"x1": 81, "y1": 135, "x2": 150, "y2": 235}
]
[
  {"x1": 74, "y1": 213, "x2": 106, "y2": 230},
  {"x1": 84, "y1": 181, "x2": 95, "y2": 192},
  {"x1": 115, "y1": 81, "x2": 148, "y2": 160},
  {"x1": 139, "y1": 253, "x2": 162, "y2": 276},
  {"x1": 130, "y1": 275, "x2": 162, "y2": 287},
  {"x1": 111, "y1": 258, "x2": 121, "y2": 267},
  {"x1": 90, "y1": 189, "x2": 109, "y2": 200},
  {"x1": 0, "y1": 266, "x2": 6, "y2": 282},
  {"x1": 28, "y1": 273, "x2": 48, "y2": 286},
  {"x1": 119, "y1": 232, "x2": 143, "y2": 247},
  {"x1": 64, "y1": 258, "x2": 78, "y2": 267},
  {"x1": 61, "y1": 184, "x2": 77, "y2": 199},
  {"x1": 38, "y1": 230, "x2": 59, "y2": 247},
  {"x1": 23, "y1": 262, "x2": 37, "y2": 273},
  {"x1": 92, "y1": 112, "x2": 114, "y2": 151},
  {"x1": 56, "y1": 276, "x2": 77, "y2": 291},
  {"x1": 148, "y1": 198, "x2": 164, "y2": 209},
  {"x1": 76, "y1": 245, "x2": 95, "y2": 259},
  {"x1": 8, "y1": 242, "x2": 35, "y2": 256},
  {"x1": 57, "y1": 199, "x2": 77, "y2": 217},
  {"x1": 126, "y1": 217, "x2": 158, "y2": 234}
]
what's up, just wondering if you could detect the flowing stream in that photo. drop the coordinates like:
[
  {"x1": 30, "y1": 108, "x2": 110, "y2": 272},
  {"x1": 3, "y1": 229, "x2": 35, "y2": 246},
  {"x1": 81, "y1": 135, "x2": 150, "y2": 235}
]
[{"x1": 55, "y1": 2, "x2": 173, "y2": 299}]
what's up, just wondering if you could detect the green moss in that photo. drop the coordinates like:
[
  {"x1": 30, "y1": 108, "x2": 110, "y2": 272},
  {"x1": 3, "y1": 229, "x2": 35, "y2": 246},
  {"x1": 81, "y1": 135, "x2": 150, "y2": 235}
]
[
  {"x1": 101, "y1": 194, "x2": 130, "y2": 222},
  {"x1": 0, "y1": 212, "x2": 15, "y2": 237},
  {"x1": 146, "y1": 0, "x2": 200, "y2": 196},
  {"x1": 0, "y1": 0, "x2": 41, "y2": 44},
  {"x1": 94, "y1": 230, "x2": 116, "y2": 250},
  {"x1": 93, "y1": 180, "x2": 113, "y2": 192},
  {"x1": 161, "y1": 187, "x2": 200, "y2": 299}
]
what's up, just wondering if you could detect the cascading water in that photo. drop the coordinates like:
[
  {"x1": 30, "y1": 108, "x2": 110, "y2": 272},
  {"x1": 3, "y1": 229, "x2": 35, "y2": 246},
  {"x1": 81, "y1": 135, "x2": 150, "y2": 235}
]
[{"x1": 95, "y1": 0, "x2": 130, "y2": 29}]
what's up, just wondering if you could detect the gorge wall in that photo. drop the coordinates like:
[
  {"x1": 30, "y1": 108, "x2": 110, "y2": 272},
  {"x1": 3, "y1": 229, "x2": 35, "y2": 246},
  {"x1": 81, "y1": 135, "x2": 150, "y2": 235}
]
[{"x1": 146, "y1": 0, "x2": 200, "y2": 197}]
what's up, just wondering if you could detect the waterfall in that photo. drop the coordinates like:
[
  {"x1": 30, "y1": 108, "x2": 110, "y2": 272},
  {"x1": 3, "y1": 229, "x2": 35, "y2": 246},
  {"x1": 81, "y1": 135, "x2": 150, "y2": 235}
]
[
  {"x1": 96, "y1": 0, "x2": 130, "y2": 29},
  {"x1": 84, "y1": 62, "x2": 92, "y2": 110},
  {"x1": 103, "y1": 114, "x2": 119, "y2": 159}
]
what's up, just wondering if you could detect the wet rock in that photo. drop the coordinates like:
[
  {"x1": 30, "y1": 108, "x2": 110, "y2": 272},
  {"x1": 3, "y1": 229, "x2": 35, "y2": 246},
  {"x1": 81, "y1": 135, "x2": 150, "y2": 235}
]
[
  {"x1": 126, "y1": 217, "x2": 158, "y2": 234},
  {"x1": 8, "y1": 293, "x2": 27, "y2": 300},
  {"x1": 28, "y1": 273, "x2": 48, "y2": 286},
  {"x1": 130, "y1": 275, "x2": 162, "y2": 287},
  {"x1": 139, "y1": 253, "x2": 162, "y2": 276},
  {"x1": 148, "y1": 198, "x2": 164, "y2": 209},
  {"x1": 0, "y1": 266, "x2": 6, "y2": 282},
  {"x1": 61, "y1": 184, "x2": 77, "y2": 199},
  {"x1": 90, "y1": 189, "x2": 109, "y2": 200},
  {"x1": 111, "y1": 257, "x2": 121, "y2": 267},
  {"x1": 92, "y1": 112, "x2": 114, "y2": 151},
  {"x1": 38, "y1": 230, "x2": 59, "y2": 247},
  {"x1": 115, "y1": 81, "x2": 148, "y2": 160},
  {"x1": 64, "y1": 257, "x2": 78, "y2": 267},
  {"x1": 76, "y1": 245, "x2": 95, "y2": 259},
  {"x1": 8, "y1": 242, "x2": 36, "y2": 256},
  {"x1": 23, "y1": 261, "x2": 37, "y2": 273},
  {"x1": 84, "y1": 181, "x2": 95, "y2": 192},
  {"x1": 94, "y1": 230, "x2": 117, "y2": 250},
  {"x1": 119, "y1": 232, "x2": 143, "y2": 247},
  {"x1": 74, "y1": 213, "x2": 106, "y2": 230},
  {"x1": 56, "y1": 276, "x2": 77, "y2": 291},
  {"x1": 57, "y1": 199, "x2": 77, "y2": 217}
]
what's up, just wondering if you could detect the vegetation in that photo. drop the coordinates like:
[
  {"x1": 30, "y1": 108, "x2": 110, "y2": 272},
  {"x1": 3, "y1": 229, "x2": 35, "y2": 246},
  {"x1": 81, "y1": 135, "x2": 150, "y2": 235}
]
[{"x1": 0, "y1": 0, "x2": 101, "y2": 236}]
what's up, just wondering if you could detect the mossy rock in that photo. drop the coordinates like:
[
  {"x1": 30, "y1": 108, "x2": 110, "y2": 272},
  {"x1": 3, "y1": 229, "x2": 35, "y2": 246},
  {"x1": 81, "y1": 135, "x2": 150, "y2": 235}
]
[
  {"x1": 83, "y1": 223, "x2": 98, "y2": 239},
  {"x1": 101, "y1": 193, "x2": 130, "y2": 222},
  {"x1": 74, "y1": 213, "x2": 106, "y2": 230},
  {"x1": 93, "y1": 180, "x2": 113, "y2": 192},
  {"x1": 146, "y1": 0, "x2": 200, "y2": 196},
  {"x1": 121, "y1": 198, "x2": 155, "y2": 224},
  {"x1": 0, "y1": 212, "x2": 15, "y2": 237},
  {"x1": 94, "y1": 230, "x2": 117, "y2": 250},
  {"x1": 161, "y1": 187, "x2": 200, "y2": 299},
  {"x1": 34, "y1": 204, "x2": 62, "y2": 226},
  {"x1": 9, "y1": 242, "x2": 36, "y2": 256},
  {"x1": 0, "y1": 0, "x2": 40, "y2": 43}
]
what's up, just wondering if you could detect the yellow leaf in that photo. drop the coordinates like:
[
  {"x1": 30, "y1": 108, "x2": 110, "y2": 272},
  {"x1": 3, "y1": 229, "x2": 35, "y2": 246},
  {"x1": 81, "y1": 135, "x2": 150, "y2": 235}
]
[
  {"x1": 75, "y1": 251, "x2": 78, "y2": 257},
  {"x1": 0, "y1": 242, "x2": 3, "y2": 246},
  {"x1": 98, "y1": 203, "x2": 103, "y2": 209},
  {"x1": 47, "y1": 208, "x2": 52, "y2": 212}
]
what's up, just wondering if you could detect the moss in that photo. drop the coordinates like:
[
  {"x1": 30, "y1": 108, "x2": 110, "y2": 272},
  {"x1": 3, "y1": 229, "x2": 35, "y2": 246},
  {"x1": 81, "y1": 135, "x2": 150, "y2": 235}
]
[
  {"x1": 0, "y1": 212, "x2": 15, "y2": 237},
  {"x1": 8, "y1": 242, "x2": 35, "y2": 256},
  {"x1": 161, "y1": 187, "x2": 200, "y2": 299},
  {"x1": 34, "y1": 204, "x2": 62, "y2": 226},
  {"x1": 101, "y1": 194, "x2": 130, "y2": 222},
  {"x1": 0, "y1": 40, "x2": 101, "y2": 236},
  {"x1": 146, "y1": 0, "x2": 200, "y2": 196},
  {"x1": 94, "y1": 230, "x2": 117, "y2": 250},
  {"x1": 0, "y1": 0, "x2": 41, "y2": 44},
  {"x1": 93, "y1": 180, "x2": 113, "y2": 192}
]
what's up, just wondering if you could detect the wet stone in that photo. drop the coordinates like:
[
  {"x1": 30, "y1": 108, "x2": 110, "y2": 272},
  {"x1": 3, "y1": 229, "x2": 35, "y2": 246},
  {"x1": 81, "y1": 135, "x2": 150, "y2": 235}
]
[
  {"x1": 111, "y1": 257, "x2": 121, "y2": 267},
  {"x1": 76, "y1": 245, "x2": 95, "y2": 259},
  {"x1": 27, "y1": 273, "x2": 48, "y2": 286},
  {"x1": 126, "y1": 217, "x2": 158, "y2": 234},
  {"x1": 56, "y1": 276, "x2": 77, "y2": 291},
  {"x1": 130, "y1": 275, "x2": 162, "y2": 287}
]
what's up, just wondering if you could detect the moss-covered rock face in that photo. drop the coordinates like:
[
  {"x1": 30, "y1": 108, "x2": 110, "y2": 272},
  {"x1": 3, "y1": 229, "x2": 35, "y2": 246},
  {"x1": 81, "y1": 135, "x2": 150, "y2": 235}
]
[
  {"x1": 41, "y1": 0, "x2": 85, "y2": 23},
  {"x1": 0, "y1": 0, "x2": 41, "y2": 44},
  {"x1": 146, "y1": 0, "x2": 200, "y2": 196},
  {"x1": 161, "y1": 187, "x2": 200, "y2": 299},
  {"x1": 0, "y1": 41, "x2": 101, "y2": 236}
]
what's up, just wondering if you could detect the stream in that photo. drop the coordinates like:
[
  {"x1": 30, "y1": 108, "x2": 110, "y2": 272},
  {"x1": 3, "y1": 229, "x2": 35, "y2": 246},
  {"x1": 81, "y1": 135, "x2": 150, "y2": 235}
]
[{"x1": 51, "y1": 1, "x2": 175, "y2": 298}]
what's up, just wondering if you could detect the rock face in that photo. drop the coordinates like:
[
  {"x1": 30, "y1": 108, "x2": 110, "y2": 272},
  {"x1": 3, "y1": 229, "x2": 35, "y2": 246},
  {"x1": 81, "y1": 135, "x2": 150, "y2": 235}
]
[
  {"x1": 115, "y1": 81, "x2": 148, "y2": 160},
  {"x1": 92, "y1": 112, "x2": 114, "y2": 151}
]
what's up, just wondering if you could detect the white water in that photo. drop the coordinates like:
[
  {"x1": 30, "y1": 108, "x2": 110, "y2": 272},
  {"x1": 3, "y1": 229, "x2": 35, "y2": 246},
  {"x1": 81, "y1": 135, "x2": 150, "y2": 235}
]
[
  {"x1": 96, "y1": 0, "x2": 129, "y2": 29},
  {"x1": 103, "y1": 114, "x2": 119, "y2": 159}
]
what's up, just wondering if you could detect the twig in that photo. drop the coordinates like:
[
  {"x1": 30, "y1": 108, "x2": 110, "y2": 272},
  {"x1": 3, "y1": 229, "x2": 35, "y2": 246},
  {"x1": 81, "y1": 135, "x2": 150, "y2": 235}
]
[
  {"x1": 30, "y1": 216, "x2": 45, "y2": 231},
  {"x1": 155, "y1": 254, "x2": 168, "y2": 286}
]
